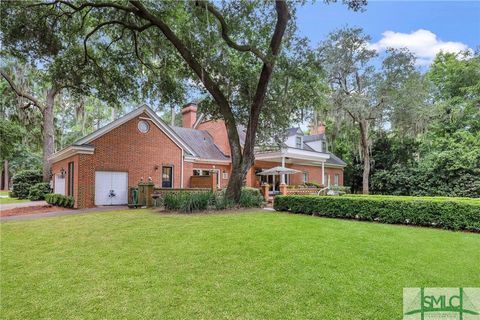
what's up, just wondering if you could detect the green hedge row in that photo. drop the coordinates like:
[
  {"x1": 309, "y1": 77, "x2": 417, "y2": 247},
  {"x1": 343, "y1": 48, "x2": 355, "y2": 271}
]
[
  {"x1": 273, "y1": 195, "x2": 480, "y2": 231},
  {"x1": 45, "y1": 193, "x2": 75, "y2": 208}
]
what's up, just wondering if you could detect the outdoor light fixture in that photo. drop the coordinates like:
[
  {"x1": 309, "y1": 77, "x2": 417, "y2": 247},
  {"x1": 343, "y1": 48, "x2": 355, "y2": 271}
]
[{"x1": 59, "y1": 168, "x2": 66, "y2": 178}]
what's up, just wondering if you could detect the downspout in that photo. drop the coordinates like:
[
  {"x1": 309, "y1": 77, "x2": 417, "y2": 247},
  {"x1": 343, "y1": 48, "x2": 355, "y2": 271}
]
[{"x1": 180, "y1": 149, "x2": 184, "y2": 188}]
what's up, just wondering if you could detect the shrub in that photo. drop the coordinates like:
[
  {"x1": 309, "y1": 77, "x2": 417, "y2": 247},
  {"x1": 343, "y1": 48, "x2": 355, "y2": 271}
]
[
  {"x1": 11, "y1": 170, "x2": 43, "y2": 199},
  {"x1": 273, "y1": 195, "x2": 480, "y2": 232},
  {"x1": 239, "y1": 187, "x2": 264, "y2": 208},
  {"x1": 163, "y1": 191, "x2": 214, "y2": 213},
  {"x1": 28, "y1": 182, "x2": 52, "y2": 201},
  {"x1": 305, "y1": 181, "x2": 322, "y2": 188},
  {"x1": 45, "y1": 193, "x2": 74, "y2": 208}
]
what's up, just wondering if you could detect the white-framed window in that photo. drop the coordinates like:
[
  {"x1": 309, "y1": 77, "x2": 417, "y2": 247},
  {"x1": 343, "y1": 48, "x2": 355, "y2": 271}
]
[
  {"x1": 222, "y1": 172, "x2": 228, "y2": 179},
  {"x1": 303, "y1": 171, "x2": 309, "y2": 183},
  {"x1": 296, "y1": 136, "x2": 303, "y2": 149},
  {"x1": 324, "y1": 173, "x2": 329, "y2": 186},
  {"x1": 334, "y1": 174, "x2": 339, "y2": 186}
]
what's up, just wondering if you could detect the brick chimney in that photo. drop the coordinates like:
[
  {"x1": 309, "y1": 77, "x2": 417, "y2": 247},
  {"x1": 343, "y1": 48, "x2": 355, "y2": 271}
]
[
  {"x1": 311, "y1": 121, "x2": 325, "y2": 135},
  {"x1": 181, "y1": 103, "x2": 197, "y2": 128}
]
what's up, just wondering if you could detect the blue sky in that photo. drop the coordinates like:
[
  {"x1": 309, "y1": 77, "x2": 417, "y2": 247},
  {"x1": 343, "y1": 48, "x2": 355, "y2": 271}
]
[{"x1": 296, "y1": 1, "x2": 479, "y2": 66}]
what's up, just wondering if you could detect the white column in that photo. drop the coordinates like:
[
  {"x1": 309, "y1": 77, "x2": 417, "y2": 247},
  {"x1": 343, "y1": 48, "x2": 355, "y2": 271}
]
[
  {"x1": 321, "y1": 161, "x2": 325, "y2": 186},
  {"x1": 281, "y1": 156, "x2": 286, "y2": 184}
]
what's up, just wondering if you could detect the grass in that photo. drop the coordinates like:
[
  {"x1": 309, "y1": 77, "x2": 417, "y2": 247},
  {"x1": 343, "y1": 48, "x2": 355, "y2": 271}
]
[
  {"x1": 0, "y1": 191, "x2": 30, "y2": 205},
  {"x1": 1, "y1": 209, "x2": 479, "y2": 319}
]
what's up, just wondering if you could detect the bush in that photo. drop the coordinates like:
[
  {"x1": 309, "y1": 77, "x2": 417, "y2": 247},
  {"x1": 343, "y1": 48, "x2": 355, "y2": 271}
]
[
  {"x1": 273, "y1": 195, "x2": 480, "y2": 232},
  {"x1": 28, "y1": 182, "x2": 52, "y2": 201},
  {"x1": 160, "y1": 187, "x2": 264, "y2": 213},
  {"x1": 11, "y1": 170, "x2": 42, "y2": 199},
  {"x1": 304, "y1": 181, "x2": 322, "y2": 188},
  {"x1": 239, "y1": 187, "x2": 264, "y2": 208},
  {"x1": 163, "y1": 191, "x2": 214, "y2": 213},
  {"x1": 45, "y1": 193, "x2": 74, "y2": 208}
]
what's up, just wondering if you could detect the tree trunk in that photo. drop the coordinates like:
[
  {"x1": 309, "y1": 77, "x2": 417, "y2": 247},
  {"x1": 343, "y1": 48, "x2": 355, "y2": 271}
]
[
  {"x1": 3, "y1": 160, "x2": 9, "y2": 190},
  {"x1": 359, "y1": 119, "x2": 370, "y2": 194},
  {"x1": 42, "y1": 89, "x2": 58, "y2": 182}
]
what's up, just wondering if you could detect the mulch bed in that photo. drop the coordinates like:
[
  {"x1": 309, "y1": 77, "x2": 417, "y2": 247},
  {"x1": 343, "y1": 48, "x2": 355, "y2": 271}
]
[{"x1": 0, "y1": 205, "x2": 69, "y2": 217}]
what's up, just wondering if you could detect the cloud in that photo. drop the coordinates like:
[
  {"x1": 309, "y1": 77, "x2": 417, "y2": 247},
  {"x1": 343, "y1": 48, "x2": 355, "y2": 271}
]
[{"x1": 369, "y1": 29, "x2": 471, "y2": 66}]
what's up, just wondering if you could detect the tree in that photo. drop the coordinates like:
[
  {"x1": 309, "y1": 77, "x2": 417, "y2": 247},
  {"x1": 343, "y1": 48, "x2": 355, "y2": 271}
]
[
  {"x1": 7, "y1": 0, "x2": 365, "y2": 201},
  {"x1": 1, "y1": 2, "x2": 143, "y2": 181},
  {"x1": 318, "y1": 27, "x2": 420, "y2": 194}
]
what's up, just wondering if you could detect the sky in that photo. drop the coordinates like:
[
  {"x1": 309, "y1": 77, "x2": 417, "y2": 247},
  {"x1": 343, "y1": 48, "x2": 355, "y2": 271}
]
[{"x1": 296, "y1": 1, "x2": 480, "y2": 67}]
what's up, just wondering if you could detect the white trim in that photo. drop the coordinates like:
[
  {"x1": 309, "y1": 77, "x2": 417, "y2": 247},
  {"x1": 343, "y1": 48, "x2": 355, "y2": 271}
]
[
  {"x1": 48, "y1": 145, "x2": 95, "y2": 162},
  {"x1": 74, "y1": 104, "x2": 197, "y2": 157},
  {"x1": 187, "y1": 157, "x2": 231, "y2": 165}
]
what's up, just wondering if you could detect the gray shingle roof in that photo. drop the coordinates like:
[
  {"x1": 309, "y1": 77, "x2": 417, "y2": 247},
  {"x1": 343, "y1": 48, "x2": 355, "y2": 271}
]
[
  {"x1": 287, "y1": 127, "x2": 302, "y2": 136},
  {"x1": 171, "y1": 126, "x2": 230, "y2": 161},
  {"x1": 326, "y1": 152, "x2": 347, "y2": 166}
]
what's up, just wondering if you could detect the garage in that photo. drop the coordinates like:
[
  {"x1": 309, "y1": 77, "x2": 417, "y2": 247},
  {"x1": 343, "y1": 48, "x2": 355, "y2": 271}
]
[{"x1": 95, "y1": 171, "x2": 128, "y2": 205}]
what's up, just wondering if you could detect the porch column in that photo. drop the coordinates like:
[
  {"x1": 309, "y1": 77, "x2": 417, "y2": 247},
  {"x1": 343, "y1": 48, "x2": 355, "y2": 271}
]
[
  {"x1": 281, "y1": 156, "x2": 286, "y2": 184},
  {"x1": 321, "y1": 161, "x2": 325, "y2": 186}
]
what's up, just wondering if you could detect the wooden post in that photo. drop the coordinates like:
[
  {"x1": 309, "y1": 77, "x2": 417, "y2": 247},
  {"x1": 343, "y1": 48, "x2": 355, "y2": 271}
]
[
  {"x1": 211, "y1": 171, "x2": 218, "y2": 192},
  {"x1": 279, "y1": 183, "x2": 287, "y2": 195},
  {"x1": 145, "y1": 178, "x2": 155, "y2": 207},
  {"x1": 261, "y1": 182, "x2": 269, "y2": 201}
]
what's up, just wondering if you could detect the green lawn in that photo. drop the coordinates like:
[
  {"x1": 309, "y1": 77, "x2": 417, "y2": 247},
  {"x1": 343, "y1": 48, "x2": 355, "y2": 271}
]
[
  {"x1": 1, "y1": 209, "x2": 479, "y2": 319},
  {"x1": 0, "y1": 191, "x2": 30, "y2": 205}
]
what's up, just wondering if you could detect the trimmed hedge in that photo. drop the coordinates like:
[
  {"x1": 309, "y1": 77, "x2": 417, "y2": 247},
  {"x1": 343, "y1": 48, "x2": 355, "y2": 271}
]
[
  {"x1": 11, "y1": 170, "x2": 43, "y2": 199},
  {"x1": 45, "y1": 193, "x2": 74, "y2": 208},
  {"x1": 28, "y1": 182, "x2": 52, "y2": 201},
  {"x1": 273, "y1": 195, "x2": 480, "y2": 231}
]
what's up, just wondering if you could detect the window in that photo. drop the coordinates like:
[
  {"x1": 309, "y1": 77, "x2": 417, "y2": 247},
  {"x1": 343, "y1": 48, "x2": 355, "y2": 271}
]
[
  {"x1": 334, "y1": 174, "x2": 340, "y2": 186},
  {"x1": 324, "y1": 173, "x2": 329, "y2": 186},
  {"x1": 295, "y1": 136, "x2": 302, "y2": 149},
  {"x1": 162, "y1": 166, "x2": 173, "y2": 188},
  {"x1": 322, "y1": 141, "x2": 327, "y2": 152},
  {"x1": 222, "y1": 172, "x2": 228, "y2": 179},
  {"x1": 193, "y1": 169, "x2": 210, "y2": 176},
  {"x1": 137, "y1": 120, "x2": 150, "y2": 133},
  {"x1": 67, "y1": 161, "x2": 74, "y2": 196},
  {"x1": 303, "y1": 171, "x2": 309, "y2": 183}
]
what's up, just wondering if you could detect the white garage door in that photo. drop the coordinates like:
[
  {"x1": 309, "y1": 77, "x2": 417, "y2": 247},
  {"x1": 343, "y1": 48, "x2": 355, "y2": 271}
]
[
  {"x1": 54, "y1": 174, "x2": 66, "y2": 195},
  {"x1": 95, "y1": 171, "x2": 128, "y2": 205}
]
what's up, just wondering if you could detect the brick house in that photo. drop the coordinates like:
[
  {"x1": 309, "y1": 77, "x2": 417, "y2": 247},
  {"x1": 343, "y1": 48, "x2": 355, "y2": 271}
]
[{"x1": 49, "y1": 104, "x2": 346, "y2": 208}]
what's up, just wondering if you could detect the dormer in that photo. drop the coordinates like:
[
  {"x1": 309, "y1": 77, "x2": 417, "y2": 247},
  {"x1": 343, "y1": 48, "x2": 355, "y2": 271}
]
[{"x1": 285, "y1": 128, "x2": 304, "y2": 149}]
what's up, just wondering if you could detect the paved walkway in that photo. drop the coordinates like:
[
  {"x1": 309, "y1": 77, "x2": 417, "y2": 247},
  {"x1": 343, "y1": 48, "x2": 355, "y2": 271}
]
[
  {"x1": 0, "y1": 201, "x2": 47, "y2": 210},
  {"x1": 1, "y1": 206, "x2": 129, "y2": 222}
]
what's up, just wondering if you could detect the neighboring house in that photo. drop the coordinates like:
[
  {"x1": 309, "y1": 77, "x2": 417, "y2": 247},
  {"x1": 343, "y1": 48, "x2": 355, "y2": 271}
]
[{"x1": 49, "y1": 104, "x2": 346, "y2": 208}]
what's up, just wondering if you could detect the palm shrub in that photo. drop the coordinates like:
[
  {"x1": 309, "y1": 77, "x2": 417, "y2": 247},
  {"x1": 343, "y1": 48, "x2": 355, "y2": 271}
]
[
  {"x1": 163, "y1": 191, "x2": 214, "y2": 213},
  {"x1": 28, "y1": 182, "x2": 52, "y2": 201}
]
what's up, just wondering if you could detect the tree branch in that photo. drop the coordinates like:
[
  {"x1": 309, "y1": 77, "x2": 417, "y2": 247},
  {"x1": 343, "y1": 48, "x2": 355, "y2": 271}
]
[
  {"x1": 0, "y1": 70, "x2": 42, "y2": 110},
  {"x1": 194, "y1": 0, "x2": 267, "y2": 64}
]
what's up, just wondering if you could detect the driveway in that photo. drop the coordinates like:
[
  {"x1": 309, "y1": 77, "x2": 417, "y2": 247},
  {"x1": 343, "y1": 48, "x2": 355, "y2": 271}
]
[
  {"x1": 1, "y1": 206, "x2": 129, "y2": 222},
  {"x1": 0, "y1": 201, "x2": 47, "y2": 210}
]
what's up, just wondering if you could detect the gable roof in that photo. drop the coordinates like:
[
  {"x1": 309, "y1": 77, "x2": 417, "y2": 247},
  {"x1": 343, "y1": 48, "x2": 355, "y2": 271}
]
[
  {"x1": 287, "y1": 127, "x2": 303, "y2": 136},
  {"x1": 73, "y1": 104, "x2": 197, "y2": 157},
  {"x1": 170, "y1": 126, "x2": 230, "y2": 161}
]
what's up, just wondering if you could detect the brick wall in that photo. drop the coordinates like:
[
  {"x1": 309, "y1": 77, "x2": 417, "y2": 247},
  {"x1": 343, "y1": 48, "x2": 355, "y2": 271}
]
[
  {"x1": 196, "y1": 120, "x2": 231, "y2": 156},
  {"x1": 51, "y1": 155, "x2": 79, "y2": 208},
  {"x1": 53, "y1": 113, "x2": 184, "y2": 208}
]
